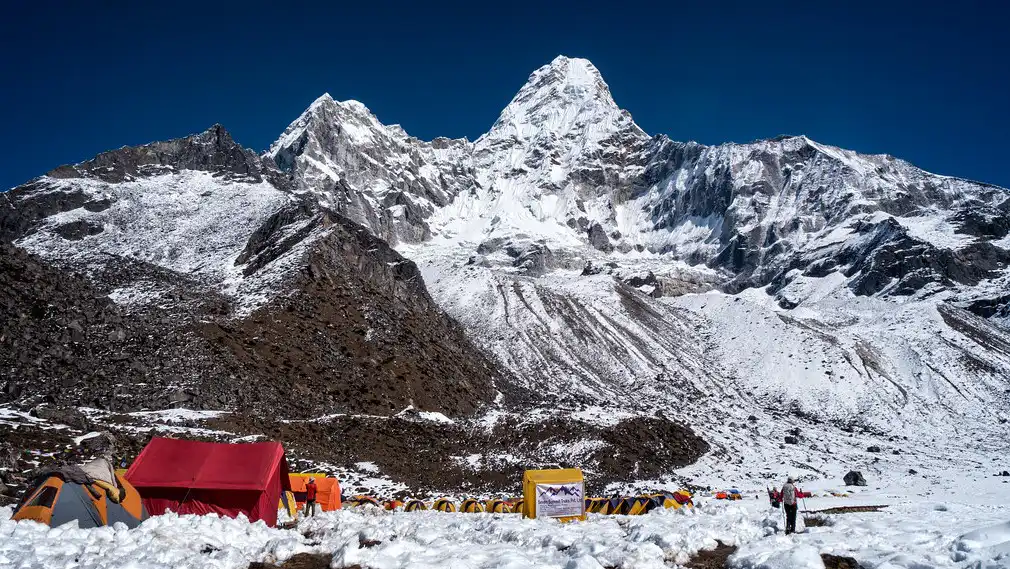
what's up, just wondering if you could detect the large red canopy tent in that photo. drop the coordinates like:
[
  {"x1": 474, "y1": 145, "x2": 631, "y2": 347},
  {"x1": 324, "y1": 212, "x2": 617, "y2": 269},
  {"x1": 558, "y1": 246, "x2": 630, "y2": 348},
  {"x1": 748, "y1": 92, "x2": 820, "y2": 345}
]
[{"x1": 125, "y1": 437, "x2": 292, "y2": 526}]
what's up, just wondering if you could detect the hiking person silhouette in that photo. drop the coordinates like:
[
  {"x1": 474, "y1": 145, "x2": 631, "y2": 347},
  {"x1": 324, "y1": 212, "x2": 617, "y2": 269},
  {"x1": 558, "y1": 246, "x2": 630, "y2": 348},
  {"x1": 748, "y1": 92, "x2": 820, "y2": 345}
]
[{"x1": 781, "y1": 476, "x2": 798, "y2": 534}]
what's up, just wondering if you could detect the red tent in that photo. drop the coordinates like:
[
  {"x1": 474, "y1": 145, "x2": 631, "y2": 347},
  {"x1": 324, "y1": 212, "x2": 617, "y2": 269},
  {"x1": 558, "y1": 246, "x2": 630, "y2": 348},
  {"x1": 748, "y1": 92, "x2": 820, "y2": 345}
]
[{"x1": 125, "y1": 438, "x2": 292, "y2": 527}]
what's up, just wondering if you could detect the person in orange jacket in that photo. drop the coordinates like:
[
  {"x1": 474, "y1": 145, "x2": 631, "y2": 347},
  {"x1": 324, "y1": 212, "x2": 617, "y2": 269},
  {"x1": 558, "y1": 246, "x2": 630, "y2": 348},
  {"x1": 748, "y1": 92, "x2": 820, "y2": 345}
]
[{"x1": 304, "y1": 477, "x2": 318, "y2": 517}]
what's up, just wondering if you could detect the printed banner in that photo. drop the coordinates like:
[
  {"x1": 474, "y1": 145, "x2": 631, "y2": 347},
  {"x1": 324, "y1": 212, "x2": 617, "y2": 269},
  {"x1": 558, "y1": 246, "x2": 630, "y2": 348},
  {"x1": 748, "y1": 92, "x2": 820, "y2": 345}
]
[{"x1": 535, "y1": 482, "x2": 584, "y2": 518}]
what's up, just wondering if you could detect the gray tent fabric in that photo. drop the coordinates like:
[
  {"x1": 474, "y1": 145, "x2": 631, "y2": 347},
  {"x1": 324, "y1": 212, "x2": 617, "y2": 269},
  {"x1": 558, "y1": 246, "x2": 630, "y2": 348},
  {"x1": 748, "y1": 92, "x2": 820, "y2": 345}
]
[
  {"x1": 105, "y1": 498, "x2": 145, "y2": 529},
  {"x1": 48, "y1": 483, "x2": 104, "y2": 528}
]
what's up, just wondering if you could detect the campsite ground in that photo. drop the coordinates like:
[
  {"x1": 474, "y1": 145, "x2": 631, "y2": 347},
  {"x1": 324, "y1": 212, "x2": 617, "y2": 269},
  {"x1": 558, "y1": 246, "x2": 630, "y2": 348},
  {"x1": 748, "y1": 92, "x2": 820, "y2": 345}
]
[
  {"x1": 3, "y1": 470, "x2": 1009, "y2": 569},
  {"x1": 3, "y1": 404, "x2": 1009, "y2": 568}
]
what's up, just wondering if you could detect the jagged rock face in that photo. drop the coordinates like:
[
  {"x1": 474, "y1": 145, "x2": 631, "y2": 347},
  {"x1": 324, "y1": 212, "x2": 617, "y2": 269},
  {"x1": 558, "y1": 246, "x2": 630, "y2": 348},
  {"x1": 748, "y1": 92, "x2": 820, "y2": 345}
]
[
  {"x1": 195, "y1": 212, "x2": 500, "y2": 418},
  {"x1": 634, "y1": 135, "x2": 1010, "y2": 298},
  {"x1": 266, "y1": 57, "x2": 654, "y2": 249},
  {"x1": 265, "y1": 95, "x2": 474, "y2": 245},
  {"x1": 48, "y1": 124, "x2": 273, "y2": 185}
]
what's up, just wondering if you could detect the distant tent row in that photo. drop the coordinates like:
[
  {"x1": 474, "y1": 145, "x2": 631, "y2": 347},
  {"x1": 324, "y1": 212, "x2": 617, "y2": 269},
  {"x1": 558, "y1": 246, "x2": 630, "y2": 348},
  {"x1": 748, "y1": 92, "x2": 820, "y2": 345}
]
[
  {"x1": 585, "y1": 491, "x2": 693, "y2": 515},
  {"x1": 378, "y1": 498, "x2": 525, "y2": 513},
  {"x1": 714, "y1": 489, "x2": 743, "y2": 500},
  {"x1": 361, "y1": 492, "x2": 693, "y2": 516}
]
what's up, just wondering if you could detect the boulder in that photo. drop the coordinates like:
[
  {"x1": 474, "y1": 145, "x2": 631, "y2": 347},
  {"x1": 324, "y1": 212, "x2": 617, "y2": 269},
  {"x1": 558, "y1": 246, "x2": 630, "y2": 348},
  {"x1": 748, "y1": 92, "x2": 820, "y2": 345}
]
[
  {"x1": 0, "y1": 443, "x2": 18, "y2": 470},
  {"x1": 581, "y1": 261, "x2": 604, "y2": 276},
  {"x1": 867, "y1": 445, "x2": 881, "y2": 453},
  {"x1": 476, "y1": 237, "x2": 509, "y2": 255},
  {"x1": 821, "y1": 553, "x2": 864, "y2": 569},
  {"x1": 784, "y1": 436, "x2": 799, "y2": 444},
  {"x1": 80, "y1": 431, "x2": 117, "y2": 454},
  {"x1": 31, "y1": 406, "x2": 90, "y2": 430},
  {"x1": 844, "y1": 470, "x2": 867, "y2": 486},
  {"x1": 510, "y1": 242, "x2": 556, "y2": 276},
  {"x1": 621, "y1": 271, "x2": 662, "y2": 298},
  {"x1": 587, "y1": 223, "x2": 612, "y2": 252},
  {"x1": 466, "y1": 255, "x2": 490, "y2": 267}
]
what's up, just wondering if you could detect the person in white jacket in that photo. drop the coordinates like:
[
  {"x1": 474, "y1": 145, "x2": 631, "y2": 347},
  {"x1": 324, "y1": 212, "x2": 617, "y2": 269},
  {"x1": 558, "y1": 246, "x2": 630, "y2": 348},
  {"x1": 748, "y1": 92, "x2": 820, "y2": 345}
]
[{"x1": 781, "y1": 477, "x2": 798, "y2": 534}]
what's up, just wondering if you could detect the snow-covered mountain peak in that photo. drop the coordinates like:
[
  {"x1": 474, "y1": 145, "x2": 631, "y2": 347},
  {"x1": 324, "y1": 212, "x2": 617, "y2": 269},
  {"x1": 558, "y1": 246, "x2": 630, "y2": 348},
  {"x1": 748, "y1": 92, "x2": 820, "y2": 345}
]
[
  {"x1": 418, "y1": 56, "x2": 652, "y2": 247},
  {"x1": 479, "y1": 55, "x2": 644, "y2": 145},
  {"x1": 268, "y1": 95, "x2": 390, "y2": 164},
  {"x1": 309, "y1": 92, "x2": 335, "y2": 109},
  {"x1": 265, "y1": 91, "x2": 481, "y2": 244},
  {"x1": 509, "y1": 55, "x2": 614, "y2": 112}
]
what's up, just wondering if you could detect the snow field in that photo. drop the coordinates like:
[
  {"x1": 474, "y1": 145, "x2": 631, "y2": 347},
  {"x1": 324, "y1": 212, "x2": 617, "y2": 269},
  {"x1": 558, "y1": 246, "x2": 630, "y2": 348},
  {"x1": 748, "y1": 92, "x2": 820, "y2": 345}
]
[{"x1": 4, "y1": 490, "x2": 1009, "y2": 569}]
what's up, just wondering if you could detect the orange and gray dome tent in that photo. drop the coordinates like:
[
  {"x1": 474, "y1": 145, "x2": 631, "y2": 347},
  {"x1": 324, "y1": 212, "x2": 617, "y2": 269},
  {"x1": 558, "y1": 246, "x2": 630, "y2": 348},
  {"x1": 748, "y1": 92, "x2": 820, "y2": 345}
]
[
  {"x1": 11, "y1": 467, "x2": 146, "y2": 528},
  {"x1": 124, "y1": 437, "x2": 292, "y2": 527}
]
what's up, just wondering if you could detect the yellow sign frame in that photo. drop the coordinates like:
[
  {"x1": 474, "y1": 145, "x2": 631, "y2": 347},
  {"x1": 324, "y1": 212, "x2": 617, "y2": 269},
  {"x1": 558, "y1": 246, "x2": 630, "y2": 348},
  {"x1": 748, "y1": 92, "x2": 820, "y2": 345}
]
[{"x1": 522, "y1": 468, "x2": 586, "y2": 522}]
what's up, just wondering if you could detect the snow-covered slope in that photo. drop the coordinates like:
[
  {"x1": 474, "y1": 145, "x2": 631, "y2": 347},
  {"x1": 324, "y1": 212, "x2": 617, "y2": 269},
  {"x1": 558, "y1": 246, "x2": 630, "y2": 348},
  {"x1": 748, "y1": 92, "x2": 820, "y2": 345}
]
[
  {"x1": 265, "y1": 54, "x2": 1010, "y2": 484},
  {"x1": 0, "y1": 125, "x2": 320, "y2": 314}
]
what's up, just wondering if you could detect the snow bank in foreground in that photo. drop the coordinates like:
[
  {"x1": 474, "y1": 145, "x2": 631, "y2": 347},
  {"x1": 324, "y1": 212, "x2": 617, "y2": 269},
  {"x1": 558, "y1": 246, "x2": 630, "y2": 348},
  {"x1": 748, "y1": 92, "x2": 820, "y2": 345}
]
[
  {"x1": 309, "y1": 504, "x2": 769, "y2": 569},
  {"x1": 0, "y1": 510, "x2": 305, "y2": 569},
  {"x1": 731, "y1": 543, "x2": 825, "y2": 569},
  {"x1": 953, "y1": 520, "x2": 1010, "y2": 567},
  {"x1": 0, "y1": 504, "x2": 767, "y2": 569},
  {"x1": 2, "y1": 498, "x2": 1008, "y2": 569}
]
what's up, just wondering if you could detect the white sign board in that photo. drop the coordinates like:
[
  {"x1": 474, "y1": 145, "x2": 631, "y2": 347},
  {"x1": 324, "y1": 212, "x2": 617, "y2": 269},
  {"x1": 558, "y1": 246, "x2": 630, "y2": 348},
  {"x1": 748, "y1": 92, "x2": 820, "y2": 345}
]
[{"x1": 535, "y1": 482, "x2": 584, "y2": 518}]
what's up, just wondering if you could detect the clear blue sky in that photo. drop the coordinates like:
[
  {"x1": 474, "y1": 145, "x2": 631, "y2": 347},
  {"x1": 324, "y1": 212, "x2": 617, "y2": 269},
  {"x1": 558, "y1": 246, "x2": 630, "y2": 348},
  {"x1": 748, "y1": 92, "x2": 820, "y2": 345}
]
[{"x1": 2, "y1": 0, "x2": 1008, "y2": 190}]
